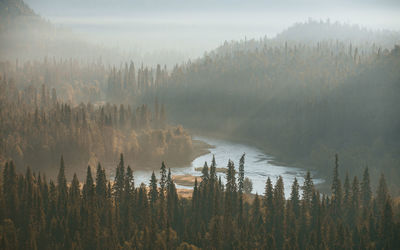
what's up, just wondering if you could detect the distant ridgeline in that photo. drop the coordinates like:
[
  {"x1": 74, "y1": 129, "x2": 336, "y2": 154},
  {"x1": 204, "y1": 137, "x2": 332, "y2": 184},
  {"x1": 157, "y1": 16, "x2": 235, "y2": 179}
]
[
  {"x1": 0, "y1": 154, "x2": 398, "y2": 249},
  {"x1": 0, "y1": 72, "x2": 193, "y2": 177}
]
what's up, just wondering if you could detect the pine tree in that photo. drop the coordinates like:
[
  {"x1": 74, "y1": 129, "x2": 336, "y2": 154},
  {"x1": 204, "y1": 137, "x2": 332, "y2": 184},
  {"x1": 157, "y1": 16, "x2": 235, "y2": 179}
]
[
  {"x1": 3, "y1": 162, "x2": 18, "y2": 221},
  {"x1": 264, "y1": 177, "x2": 274, "y2": 233},
  {"x1": 114, "y1": 154, "x2": 125, "y2": 205},
  {"x1": 251, "y1": 193, "x2": 264, "y2": 248},
  {"x1": 290, "y1": 177, "x2": 300, "y2": 217},
  {"x1": 273, "y1": 176, "x2": 285, "y2": 249},
  {"x1": 225, "y1": 160, "x2": 237, "y2": 193},
  {"x1": 238, "y1": 153, "x2": 245, "y2": 194},
  {"x1": 225, "y1": 160, "x2": 237, "y2": 218},
  {"x1": 350, "y1": 176, "x2": 360, "y2": 227},
  {"x1": 343, "y1": 172, "x2": 351, "y2": 222},
  {"x1": 201, "y1": 162, "x2": 209, "y2": 185},
  {"x1": 361, "y1": 167, "x2": 372, "y2": 209},
  {"x1": 95, "y1": 163, "x2": 107, "y2": 200},
  {"x1": 209, "y1": 155, "x2": 217, "y2": 183},
  {"x1": 376, "y1": 173, "x2": 389, "y2": 213},
  {"x1": 160, "y1": 161, "x2": 167, "y2": 200},
  {"x1": 149, "y1": 171, "x2": 158, "y2": 209},
  {"x1": 69, "y1": 173, "x2": 81, "y2": 204},
  {"x1": 302, "y1": 171, "x2": 314, "y2": 207},
  {"x1": 331, "y1": 154, "x2": 342, "y2": 218},
  {"x1": 238, "y1": 154, "x2": 246, "y2": 227},
  {"x1": 57, "y1": 156, "x2": 68, "y2": 215},
  {"x1": 83, "y1": 166, "x2": 95, "y2": 203},
  {"x1": 379, "y1": 198, "x2": 394, "y2": 249}
]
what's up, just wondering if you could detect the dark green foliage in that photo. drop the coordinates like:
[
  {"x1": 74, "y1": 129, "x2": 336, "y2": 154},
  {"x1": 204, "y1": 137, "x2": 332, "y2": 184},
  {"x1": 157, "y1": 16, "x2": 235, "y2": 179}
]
[
  {"x1": 361, "y1": 167, "x2": 372, "y2": 209},
  {"x1": 0, "y1": 155, "x2": 399, "y2": 250},
  {"x1": 238, "y1": 153, "x2": 245, "y2": 194}
]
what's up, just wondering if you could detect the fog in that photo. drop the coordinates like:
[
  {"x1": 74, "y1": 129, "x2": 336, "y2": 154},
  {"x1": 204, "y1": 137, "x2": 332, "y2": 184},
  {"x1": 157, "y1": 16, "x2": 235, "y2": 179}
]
[{"x1": 24, "y1": 0, "x2": 400, "y2": 64}]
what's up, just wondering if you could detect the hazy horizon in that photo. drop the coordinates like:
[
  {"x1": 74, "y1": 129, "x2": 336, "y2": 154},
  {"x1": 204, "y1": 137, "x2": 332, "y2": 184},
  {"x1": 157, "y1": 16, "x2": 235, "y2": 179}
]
[{"x1": 25, "y1": 0, "x2": 400, "y2": 63}]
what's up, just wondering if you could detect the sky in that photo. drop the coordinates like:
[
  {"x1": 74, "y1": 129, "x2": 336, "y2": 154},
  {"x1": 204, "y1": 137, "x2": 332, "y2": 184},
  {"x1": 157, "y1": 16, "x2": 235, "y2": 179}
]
[{"x1": 24, "y1": 0, "x2": 400, "y2": 62}]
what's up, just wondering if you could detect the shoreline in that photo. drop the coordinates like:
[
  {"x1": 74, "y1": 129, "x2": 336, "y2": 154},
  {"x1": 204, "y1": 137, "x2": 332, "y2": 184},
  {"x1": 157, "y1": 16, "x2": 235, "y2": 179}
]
[
  {"x1": 105, "y1": 137, "x2": 213, "y2": 173},
  {"x1": 188, "y1": 128, "x2": 331, "y2": 192}
]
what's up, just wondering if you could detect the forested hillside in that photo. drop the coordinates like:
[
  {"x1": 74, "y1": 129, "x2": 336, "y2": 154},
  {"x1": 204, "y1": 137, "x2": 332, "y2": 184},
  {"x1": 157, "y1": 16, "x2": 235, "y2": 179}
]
[
  {"x1": 143, "y1": 34, "x2": 400, "y2": 192},
  {"x1": 0, "y1": 68, "x2": 193, "y2": 178},
  {"x1": 275, "y1": 19, "x2": 400, "y2": 47}
]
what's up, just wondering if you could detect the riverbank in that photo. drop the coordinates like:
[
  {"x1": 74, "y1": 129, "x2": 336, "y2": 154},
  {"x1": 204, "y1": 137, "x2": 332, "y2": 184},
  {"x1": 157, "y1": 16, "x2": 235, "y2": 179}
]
[{"x1": 188, "y1": 129, "x2": 330, "y2": 192}]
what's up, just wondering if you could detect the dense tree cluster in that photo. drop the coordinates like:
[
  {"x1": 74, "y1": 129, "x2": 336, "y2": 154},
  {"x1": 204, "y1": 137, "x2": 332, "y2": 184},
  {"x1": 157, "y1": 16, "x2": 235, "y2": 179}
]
[
  {"x1": 107, "y1": 63, "x2": 168, "y2": 103},
  {"x1": 0, "y1": 154, "x2": 398, "y2": 249},
  {"x1": 146, "y1": 41, "x2": 400, "y2": 192},
  {"x1": 0, "y1": 76, "x2": 192, "y2": 177}
]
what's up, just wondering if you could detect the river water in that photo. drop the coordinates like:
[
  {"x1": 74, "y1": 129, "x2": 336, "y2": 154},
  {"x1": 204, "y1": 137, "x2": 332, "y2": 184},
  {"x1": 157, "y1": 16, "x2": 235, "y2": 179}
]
[{"x1": 132, "y1": 136, "x2": 324, "y2": 197}]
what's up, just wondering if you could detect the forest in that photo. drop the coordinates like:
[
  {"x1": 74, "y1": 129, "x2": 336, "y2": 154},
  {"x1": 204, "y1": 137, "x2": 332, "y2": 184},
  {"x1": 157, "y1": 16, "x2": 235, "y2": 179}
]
[
  {"x1": 145, "y1": 40, "x2": 400, "y2": 192},
  {"x1": 0, "y1": 72, "x2": 194, "y2": 178},
  {"x1": 1, "y1": 0, "x2": 400, "y2": 249},
  {"x1": 0, "y1": 154, "x2": 399, "y2": 249}
]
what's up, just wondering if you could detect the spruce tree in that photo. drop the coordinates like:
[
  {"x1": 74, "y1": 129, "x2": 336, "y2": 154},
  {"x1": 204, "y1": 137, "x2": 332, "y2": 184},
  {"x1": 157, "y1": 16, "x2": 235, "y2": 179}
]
[
  {"x1": 264, "y1": 177, "x2": 274, "y2": 233},
  {"x1": 83, "y1": 166, "x2": 95, "y2": 203},
  {"x1": 273, "y1": 176, "x2": 285, "y2": 249},
  {"x1": 331, "y1": 154, "x2": 342, "y2": 217},
  {"x1": 57, "y1": 156, "x2": 68, "y2": 215},
  {"x1": 95, "y1": 163, "x2": 107, "y2": 200},
  {"x1": 302, "y1": 171, "x2": 314, "y2": 206},
  {"x1": 210, "y1": 155, "x2": 217, "y2": 183},
  {"x1": 160, "y1": 161, "x2": 167, "y2": 200},
  {"x1": 238, "y1": 153, "x2": 245, "y2": 194},
  {"x1": 114, "y1": 154, "x2": 125, "y2": 205},
  {"x1": 290, "y1": 177, "x2": 300, "y2": 217},
  {"x1": 376, "y1": 173, "x2": 389, "y2": 213},
  {"x1": 201, "y1": 162, "x2": 209, "y2": 185},
  {"x1": 350, "y1": 176, "x2": 360, "y2": 227},
  {"x1": 149, "y1": 171, "x2": 158, "y2": 209},
  {"x1": 361, "y1": 167, "x2": 372, "y2": 209}
]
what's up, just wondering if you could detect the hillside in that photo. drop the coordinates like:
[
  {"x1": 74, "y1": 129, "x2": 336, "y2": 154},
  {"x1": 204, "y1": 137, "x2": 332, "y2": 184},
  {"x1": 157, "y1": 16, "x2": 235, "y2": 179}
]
[
  {"x1": 275, "y1": 19, "x2": 400, "y2": 46},
  {"x1": 0, "y1": 0, "x2": 110, "y2": 61},
  {"x1": 141, "y1": 27, "x2": 400, "y2": 192}
]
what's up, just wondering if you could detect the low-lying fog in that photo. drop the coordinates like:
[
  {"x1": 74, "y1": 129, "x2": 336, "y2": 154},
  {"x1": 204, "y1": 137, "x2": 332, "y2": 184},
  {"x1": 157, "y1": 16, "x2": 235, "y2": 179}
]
[{"x1": 25, "y1": 0, "x2": 400, "y2": 64}]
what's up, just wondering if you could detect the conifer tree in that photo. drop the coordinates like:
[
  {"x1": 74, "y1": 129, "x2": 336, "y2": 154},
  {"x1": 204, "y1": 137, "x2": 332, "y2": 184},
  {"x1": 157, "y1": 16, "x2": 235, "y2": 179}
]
[
  {"x1": 238, "y1": 153, "x2": 245, "y2": 194},
  {"x1": 331, "y1": 154, "x2": 342, "y2": 217},
  {"x1": 350, "y1": 176, "x2": 360, "y2": 227},
  {"x1": 361, "y1": 167, "x2": 372, "y2": 209},
  {"x1": 83, "y1": 166, "x2": 95, "y2": 203},
  {"x1": 209, "y1": 155, "x2": 217, "y2": 183},
  {"x1": 57, "y1": 156, "x2": 67, "y2": 215},
  {"x1": 69, "y1": 173, "x2": 80, "y2": 204},
  {"x1": 225, "y1": 160, "x2": 237, "y2": 193},
  {"x1": 376, "y1": 173, "x2": 389, "y2": 213},
  {"x1": 264, "y1": 177, "x2": 274, "y2": 233},
  {"x1": 290, "y1": 177, "x2": 300, "y2": 217},
  {"x1": 379, "y1": 198, "x2": 394, "y2": 249},
  {"x1": 160, "y1": 161, "x2": 167, "y2": 200},
  {"x1": 201, "y1": 162, "x2": 209, "y2": 185},
  {"x1": 149, "y1": 171, "x2": 158, "y2": 209},
  {"x1": 114, "y1": 154, "x2": 125, "y2": 205},
  {"x1": 273, "y1": 176, "x2": 285, "y2": 249},
  {"x1": 95, "y1": 163, "x2": 107, "y2": 200},
  {"x1": 3, "y1": 162, "x2": 17, "y2": 221},
  {"x1": 302, "y1": 171, "x2": 314, "y2": 207}
]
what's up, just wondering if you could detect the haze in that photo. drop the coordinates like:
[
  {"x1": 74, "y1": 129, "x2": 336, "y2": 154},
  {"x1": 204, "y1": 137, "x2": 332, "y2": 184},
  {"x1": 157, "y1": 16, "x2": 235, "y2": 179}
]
[{"x1": 25, "y1": 0, "x2": 400, "y2": 64}]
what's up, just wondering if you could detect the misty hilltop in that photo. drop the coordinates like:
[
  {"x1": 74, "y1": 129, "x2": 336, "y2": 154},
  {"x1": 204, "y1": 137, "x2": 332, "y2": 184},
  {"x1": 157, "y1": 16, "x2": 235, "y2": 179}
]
[
  {"x1": 0, "y1": 0, "x2": 114, "y2": 62},
  {"x1": 275, "y1": 19, "x2": 400, "y2": 46}
]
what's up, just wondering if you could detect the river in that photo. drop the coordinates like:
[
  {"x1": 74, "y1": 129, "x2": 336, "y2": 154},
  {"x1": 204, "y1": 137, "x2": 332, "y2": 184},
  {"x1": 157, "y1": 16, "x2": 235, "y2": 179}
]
[{"x1": 132, "y1": 136, "x2": 324, "y2": 197}]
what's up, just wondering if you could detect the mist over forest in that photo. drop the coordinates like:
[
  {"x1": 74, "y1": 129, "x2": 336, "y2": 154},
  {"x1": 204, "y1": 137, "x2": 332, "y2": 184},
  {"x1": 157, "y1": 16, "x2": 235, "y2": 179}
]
[{"x1": 0, "y1": 0, "x2": 399, "y2": 249}]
